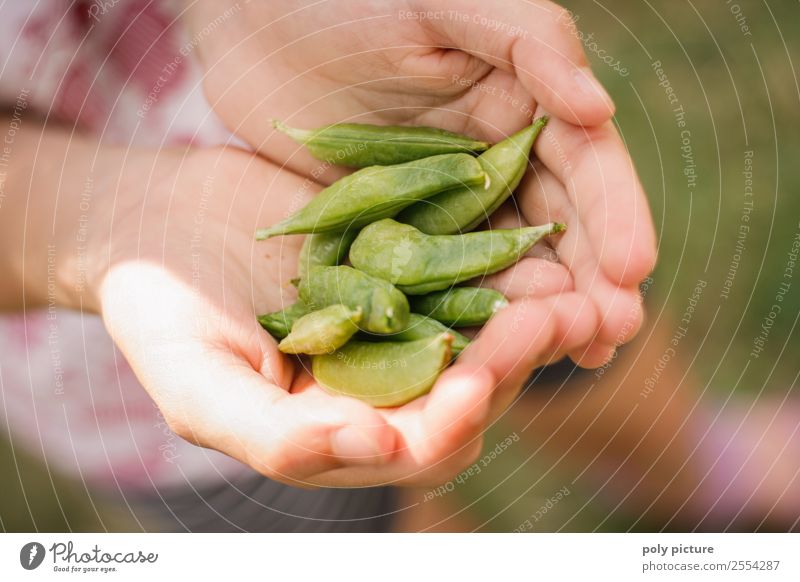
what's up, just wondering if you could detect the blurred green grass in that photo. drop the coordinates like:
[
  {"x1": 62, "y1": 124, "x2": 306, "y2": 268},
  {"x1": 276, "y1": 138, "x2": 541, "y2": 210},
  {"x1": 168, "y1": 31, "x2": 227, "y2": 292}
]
[
  {"x1": 586, "y1": 0, "x2": 800, "y2": 394},
  {"x1": 0, "y1": 438, "x2": 115, "y2": 531},
  {"x1": 450, "y1": 0, "x2": 800, "y2": 530},
  {"x1": 2, "y1": 0, "x2": 798, "y2": 532}
]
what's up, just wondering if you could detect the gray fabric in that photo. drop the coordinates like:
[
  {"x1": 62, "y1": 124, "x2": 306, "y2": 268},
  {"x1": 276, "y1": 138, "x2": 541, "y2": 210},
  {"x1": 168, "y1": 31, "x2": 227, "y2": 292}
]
[{"x1": 117, "y1": 474, "x2": 397, "y2": 533}]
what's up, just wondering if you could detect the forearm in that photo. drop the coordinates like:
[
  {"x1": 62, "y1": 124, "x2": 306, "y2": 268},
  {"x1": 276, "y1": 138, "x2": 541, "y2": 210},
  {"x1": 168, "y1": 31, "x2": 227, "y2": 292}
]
[{"x1": 0, "y1": 116, "x2": 121, "y2": 312}]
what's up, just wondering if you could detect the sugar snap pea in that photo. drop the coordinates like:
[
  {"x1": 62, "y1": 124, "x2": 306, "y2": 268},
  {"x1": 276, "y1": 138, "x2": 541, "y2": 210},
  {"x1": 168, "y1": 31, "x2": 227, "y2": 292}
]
[
  {"x1": 397, "y1": 117, "x2": 548, "y2": 234},
  {"x1": 349, "y1": 219, "x2": 565, "y2": 294},
  {"x1": 278, "y1": 304, "x2": 362, "y2": 355},
  {"x1": 257, "y1": 301, "x2": 309, "y2": 339},
  {"x1": 360, "y1": 313, "x2": 470, "y2": 356},
  {"x1": 255, "y1": 153, "x2": 486, "y2": 239},
  {"x1": 411, "y1": 287, "x2": 508, "y2": 327},
  {"x1": 298, "y1": 229, "x2": 358, "y2": 282},
  {"x1": 299, "y1": 265, "x2": 409, "y2": 334},
  {"x1": 273, "y1": 120, "x2": 490, "y2": 167},
  {"x1": 312, "y1": 334, "x2": 452, "y2": 407}
]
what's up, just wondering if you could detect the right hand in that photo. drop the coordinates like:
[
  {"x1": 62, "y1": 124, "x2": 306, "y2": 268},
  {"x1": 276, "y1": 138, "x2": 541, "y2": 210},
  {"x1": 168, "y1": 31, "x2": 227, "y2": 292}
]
[{"x1": 188, "y1": 0, "x2": 656, "y2": 371}]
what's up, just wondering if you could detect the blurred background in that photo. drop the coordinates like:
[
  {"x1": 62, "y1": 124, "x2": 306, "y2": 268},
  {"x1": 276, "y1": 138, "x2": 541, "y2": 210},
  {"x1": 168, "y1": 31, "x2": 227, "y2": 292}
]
[{"x1": 2, "y1": 0, "x2": 798, "y2": 532}]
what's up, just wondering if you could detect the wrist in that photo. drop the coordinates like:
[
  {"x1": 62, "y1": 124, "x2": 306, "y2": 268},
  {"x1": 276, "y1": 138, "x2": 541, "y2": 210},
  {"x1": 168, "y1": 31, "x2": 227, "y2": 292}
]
[{"x1": 0, "y1": 118, "x2": 126, "y2": 313}]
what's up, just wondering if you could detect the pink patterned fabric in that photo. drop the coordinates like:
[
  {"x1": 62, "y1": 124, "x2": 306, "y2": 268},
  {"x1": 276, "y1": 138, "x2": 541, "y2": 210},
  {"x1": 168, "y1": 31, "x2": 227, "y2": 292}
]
[{"x1": 0, "y1": 0, "x2": 246, "y2": 489}]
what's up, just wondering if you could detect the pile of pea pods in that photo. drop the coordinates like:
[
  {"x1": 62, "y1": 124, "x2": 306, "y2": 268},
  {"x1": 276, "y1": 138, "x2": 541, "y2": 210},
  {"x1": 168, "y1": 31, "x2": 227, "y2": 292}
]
[{"x1": 256, "y1": 117, "x2": 564, "y2": 407}]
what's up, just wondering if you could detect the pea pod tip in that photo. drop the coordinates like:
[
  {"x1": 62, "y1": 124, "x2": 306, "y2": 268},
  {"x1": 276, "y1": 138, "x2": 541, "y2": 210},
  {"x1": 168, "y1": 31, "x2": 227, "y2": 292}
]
[
  {"x1": 255, "y1": 227, "x2": 275, "y2": 240},
  {"x1": 271, "y1": 118, "x2": 293, "y2": 133},
  {"x1": 271, "y1": 119, "x2": 310, "y2": 143},
  {"x1": 256, "y1": 223, "x2": 291, "y2": 240}
]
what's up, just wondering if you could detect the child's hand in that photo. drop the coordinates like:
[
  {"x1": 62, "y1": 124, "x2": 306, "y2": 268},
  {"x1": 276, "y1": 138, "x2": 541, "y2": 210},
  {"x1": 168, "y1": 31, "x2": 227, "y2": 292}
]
[
  {"x1": 188, "y1": 0, "x2": 656, "y2": 368},
  {"x1": 191, "y1": 0, "x2": 615, "y2": 171},
  {"x1": 90, "y1": 145, "x2": 596, "y2": 487}
]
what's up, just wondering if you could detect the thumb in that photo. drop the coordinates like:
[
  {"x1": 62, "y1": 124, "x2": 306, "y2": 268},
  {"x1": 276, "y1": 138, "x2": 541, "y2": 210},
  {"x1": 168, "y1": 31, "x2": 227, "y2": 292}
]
[{"x1": 433, "y1": 0, "x2": 615, "y2": 125}]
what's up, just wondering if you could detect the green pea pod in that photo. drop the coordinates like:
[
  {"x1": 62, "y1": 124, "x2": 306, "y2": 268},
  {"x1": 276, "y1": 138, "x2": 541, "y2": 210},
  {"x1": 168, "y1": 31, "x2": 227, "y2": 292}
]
[
  {"x1": 278, "y1": 305, "x2": 362, "y2": 355},
  {"x1": 257, "y1": 301, "x2": 309, "y2": 339},
  {"x1": 312, "y1": 334, "x2": 452, "y2": 407},
  {"x1": 273, "y1": 120, "x2": 490, "y2": 167},
  {"x1": 411, "y1": 287, "x2": 508, "y2": 327},
  {"x1": 298, "y1": 229, "x2": 358, "y2": 282},
  {"x1": 397, "y1": 117, "x2": 548, "y2": 234},
  {"x1": 349, "y1": 219, "x2": 565, "y2": 294},
  {"x1": 360, "y1": 313, "x2": 470, "y2": 356},
  {"x1": 255, "y1": 153, "x2": 487, "y2": 239},
  {"x1": 299, "y1": 265, "x2": 410, "y2": 334}
]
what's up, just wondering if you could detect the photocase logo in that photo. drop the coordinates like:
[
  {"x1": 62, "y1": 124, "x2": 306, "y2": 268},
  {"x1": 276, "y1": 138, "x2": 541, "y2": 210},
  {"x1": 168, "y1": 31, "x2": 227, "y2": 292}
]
[{"x1": 19, "y1": 542, "x2": 46, "y2": 570}]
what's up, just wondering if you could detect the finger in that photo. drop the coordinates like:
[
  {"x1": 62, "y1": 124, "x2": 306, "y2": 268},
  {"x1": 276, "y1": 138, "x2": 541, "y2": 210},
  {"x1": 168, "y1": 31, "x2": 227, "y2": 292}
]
[
  {"x1": 403, "y1": 362, "x2": 494, "y2": 468},
  {"x1": 301, "y1": 295, "x2": 598, "y2": 488},
  {"x1": 533, "y1": 117, "x2": 657, "y2": 287},
  {"x1": 471, "y1": 256, "x2": 573, "y2": 300},
  {"x1": 310, "y1": 363, "x2": 495, "y2": 487},
  {"x1": 312, "y1": 436, "x2": 485, "y2": 489},
  {"x1": 591, "y1": 283, "x2": 643, "y2": 347},
  {"x1": 494, "y1": 292, "x2": 599, "y2": 413},
  {"x1": 252, "y1": 320, "x2": 296, "y2": 389},
  {"x1": 568, "y1": 339, "x2": 617, "y2": 369},
  {"x1": 462, "y1": 292, "x2": 598, "y2": 415},
  {"x1": 458, "y1": 295, "x2": 558, "y2": 391},
  {"x1": 435, "y1": 0, "x2": 614, "y2": 125},
  {"x1": 518, "y1": 162, "x2": 645, "y2": 346}
]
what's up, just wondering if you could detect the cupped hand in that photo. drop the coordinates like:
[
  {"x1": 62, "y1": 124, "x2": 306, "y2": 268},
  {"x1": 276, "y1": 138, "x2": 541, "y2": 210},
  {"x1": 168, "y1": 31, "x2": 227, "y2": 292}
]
[
  {"x1": 188, "y1": 0, "x2": 656, "y2": 368},
  {"x1": 190, "y1": 0, "x2": 614, "y2": 173},
  {"x1": 93, "y1": 146, "x2": 596, "y2": 487}
]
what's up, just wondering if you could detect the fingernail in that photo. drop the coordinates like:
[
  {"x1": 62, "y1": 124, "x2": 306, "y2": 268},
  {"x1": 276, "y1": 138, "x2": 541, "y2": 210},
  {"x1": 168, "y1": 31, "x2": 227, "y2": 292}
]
[
  {"x1": 573, "y1": 67, "x2": 614, "y2": 111},
  {"x1": 332, "y1": 426, "x2": 382, "y2": 463}
]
